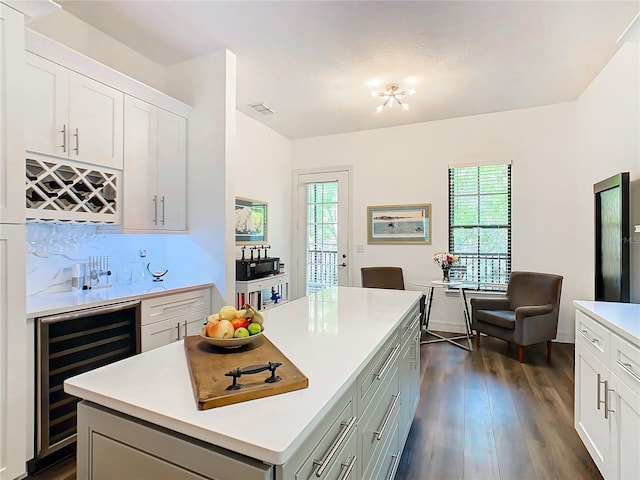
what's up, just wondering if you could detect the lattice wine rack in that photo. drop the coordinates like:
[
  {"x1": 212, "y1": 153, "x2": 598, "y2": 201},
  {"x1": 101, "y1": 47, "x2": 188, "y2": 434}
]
[{"x1": 26, "y1": 158, "x2": 119, "y2": 223}]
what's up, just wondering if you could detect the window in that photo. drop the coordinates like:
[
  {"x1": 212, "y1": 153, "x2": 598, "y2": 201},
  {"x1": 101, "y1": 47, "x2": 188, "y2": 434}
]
[{"x1": 448, "y1": 163, "x2": 511, "y2": 289}]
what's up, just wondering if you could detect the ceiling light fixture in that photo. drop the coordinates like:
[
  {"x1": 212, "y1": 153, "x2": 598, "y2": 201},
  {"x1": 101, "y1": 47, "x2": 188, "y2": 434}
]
[{"x1": 371, "y1": 83, "x2": 415, "y2": 113}]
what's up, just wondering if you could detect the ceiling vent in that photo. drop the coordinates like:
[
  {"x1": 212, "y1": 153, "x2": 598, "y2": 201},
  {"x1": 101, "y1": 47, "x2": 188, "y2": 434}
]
[{"x1": 249, "y1": 103, "x2": 277, "y2": 115}]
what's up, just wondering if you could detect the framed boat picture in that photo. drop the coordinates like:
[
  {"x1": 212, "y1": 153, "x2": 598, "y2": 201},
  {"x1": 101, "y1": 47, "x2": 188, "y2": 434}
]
[
  {"x1": 367, "y1": 203, "x2": 432, "y2": 244},
  {"x1": 235, "y1": 197, "x2": 268, "y2": 244}
]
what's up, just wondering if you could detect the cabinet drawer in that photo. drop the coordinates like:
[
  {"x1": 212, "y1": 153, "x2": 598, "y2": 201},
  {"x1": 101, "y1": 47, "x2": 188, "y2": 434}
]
[
  {"x1": 575, "y1": 310, "x2": 610, "y2": 364},
  {"x1": 294, "y1": 418, "x2": 357, "y2": 480},
  {"x1": 141, "y1": 309, "x2": 208, "y2": 352},
  {"x1": 400, "y1": 306, "x2": 421, "y2": 347},
  {"x1": 357, "y1": 331, "x2": 400, "y2": 414},
  {"x1": 359, "y1": 366, "x2": 400, "y2": 479},
  {"x1": 316, "y1": 432, "x2": 357, "y2": 480},
  {"x1": 370, "y1": 420, "x2": 401, "y2": 480},
  {"x1": 142, "y1": 288, "x2": 211, "y2": 325},
  {"x1": 281, "y1": 386, "x2": 357, "y2": 480},
  {"x1": 611, "y1": 333, "x2": 640, "y2": 397}
]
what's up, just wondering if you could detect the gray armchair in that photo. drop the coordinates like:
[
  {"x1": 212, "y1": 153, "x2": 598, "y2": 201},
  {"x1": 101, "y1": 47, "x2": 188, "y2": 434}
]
[{"x1": 470, "y1": 271, "x2": 563, "y2": 363}]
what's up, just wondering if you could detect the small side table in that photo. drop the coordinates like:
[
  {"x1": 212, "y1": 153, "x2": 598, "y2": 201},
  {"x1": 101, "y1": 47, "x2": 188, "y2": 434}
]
[{"x1": 410, "y1": 280, "x2": 474, "y2": 352}]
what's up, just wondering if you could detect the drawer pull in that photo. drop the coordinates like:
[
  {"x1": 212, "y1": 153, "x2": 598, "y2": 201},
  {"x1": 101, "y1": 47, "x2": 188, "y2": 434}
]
[
  {"x1": 387, "y1": 452, "x2": 401, "y2": 480},
  {"x1": 338, "y1": 455, "x2": 357, "y2": 480},
  {"x1": 374, "y1": 392, "x2": 401, "y2": 441},
  {"x1": 313, "y1": 416, "x2": 357, "y2": 477},
  {"x1": 617, "y1": 360, "x2": 640, "y2": 383},
  {"x1": 162, "y1": 300, "x2": 200, "y2": 311},
  {"x1": 375, "y1": 345, "x2": 400, "y2": 380},
  {"x1": 579, "y1": 329, "x2": 599, "y2": 345},
  {"x1": 405, "y1": 312, "x2": 421, "y2": 331}
]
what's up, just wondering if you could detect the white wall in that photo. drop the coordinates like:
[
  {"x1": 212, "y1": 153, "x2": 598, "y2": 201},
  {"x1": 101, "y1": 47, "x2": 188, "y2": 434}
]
[
  {"x1": 576, "y1": 40, "x2": 640, "y2": 303},
  {"x1": 291, "y1": 103, "x2": 580, "y2": 341},
  {"x1": 166, "y1": 50, "x2": 237, "y2": 309},
  {"x1": 27, "y1": 9, "x2": 166, "y2": 92},
  {"x1": 235, "y1": 112, "x2": 293, "y2": 267}
]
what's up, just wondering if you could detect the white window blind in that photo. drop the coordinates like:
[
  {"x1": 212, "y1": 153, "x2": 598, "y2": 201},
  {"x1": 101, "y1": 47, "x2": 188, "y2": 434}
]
[{"x1": 448, "y1": 163, "x2": 511, "y2": 289}]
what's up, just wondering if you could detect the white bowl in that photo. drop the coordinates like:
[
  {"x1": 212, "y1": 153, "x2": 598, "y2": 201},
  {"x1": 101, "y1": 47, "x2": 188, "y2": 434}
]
[{"x1": 199, "y1": 326, "x2": 263, "y2": 348}]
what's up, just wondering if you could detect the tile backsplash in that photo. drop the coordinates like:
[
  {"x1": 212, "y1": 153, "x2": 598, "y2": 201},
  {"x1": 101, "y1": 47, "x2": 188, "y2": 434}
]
[{"x1": 26, "y1": 222, "x2": 211, "y2": 296}]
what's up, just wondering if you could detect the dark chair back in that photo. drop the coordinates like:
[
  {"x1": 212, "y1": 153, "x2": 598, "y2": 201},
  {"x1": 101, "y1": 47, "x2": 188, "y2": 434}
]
[
  {"x1": 361, "y1": 267, "x2": 405, "y2": 290},
  {"x1": 507, "y1": 271, "x2": 563, "y2": 311}
]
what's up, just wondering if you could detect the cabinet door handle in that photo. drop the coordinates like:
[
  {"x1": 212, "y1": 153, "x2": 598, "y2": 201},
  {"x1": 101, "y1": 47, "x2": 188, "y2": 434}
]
[
  {"x1": 337, "y1": 455, "x2": 357, "y2": 480},
  {"x1": 153, "y1": 195, "x2": 158, "y2": 224},
  {"x1": 375, "y1": 345, "x2": 400, "y2": 380},
  {"x1": 387, "y1": 452, "x2": 401, "y2": 480},
  {"x1": 312, "y1": 416, "x2": 357, "y2": 477},
  {"x1": 604, "y1": 380, "x2": 615, "y2": 420},
  {"x1": 617, "y1": 360, "x2": 640, "y2": 383},
  {"x1": 183, "y1": 320, "x2": 188, "y2": 337},
  {"x1": 73, "y1": 128, "x2": 79, "y2": 154},
  {"x1": 597, "y1": 373, "x2": 605, "y2": 410},
  {"x1": 161, "y1": 195, "x2": 165, "y2": 225},
  {"x1": 374, "y1": 392, "x2": 401, "y2": 441},
  {"x1": 176, "y1": 321, "x2": 181, "y2": 341},
  {"x1": 60, "y1": 124, "x2": 67, "y2": 152}
]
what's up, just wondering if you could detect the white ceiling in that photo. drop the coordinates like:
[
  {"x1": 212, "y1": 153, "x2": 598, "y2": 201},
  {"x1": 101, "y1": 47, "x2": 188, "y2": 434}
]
[{"x1": 56, "y1": 1, "x2": 639, "y2": 140}]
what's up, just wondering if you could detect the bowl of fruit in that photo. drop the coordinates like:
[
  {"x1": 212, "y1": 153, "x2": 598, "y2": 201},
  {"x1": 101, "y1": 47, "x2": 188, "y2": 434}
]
[{"x1": 200, "y1": 304, "x2": 264, "y2": 348}]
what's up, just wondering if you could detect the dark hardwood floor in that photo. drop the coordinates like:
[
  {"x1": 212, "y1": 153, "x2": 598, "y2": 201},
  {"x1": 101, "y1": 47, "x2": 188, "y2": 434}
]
[
  {"x1": 396, "y1": 334, "x2": 603, "y2": 480},
  {"x1": 30, "y1": 334, "x2": 600, "y2": 480}
]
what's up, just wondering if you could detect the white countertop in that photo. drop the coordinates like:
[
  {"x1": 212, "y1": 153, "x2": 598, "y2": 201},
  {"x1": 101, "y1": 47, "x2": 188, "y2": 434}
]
[
  {"x1": 27, "y1": 280, "x2": 215, "y2": 318},
  {"x1": 574, "y1": 300, "x2": 640, "y2": 346},
  {"x1": 64, "y1": 286, "x2": 422, "y2": 465}
]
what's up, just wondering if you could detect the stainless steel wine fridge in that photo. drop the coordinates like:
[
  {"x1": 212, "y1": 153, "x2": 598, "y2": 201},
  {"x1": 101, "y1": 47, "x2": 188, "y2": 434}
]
[{"x1": 31, "y1": 301, "x2": 140, "y2": 473}]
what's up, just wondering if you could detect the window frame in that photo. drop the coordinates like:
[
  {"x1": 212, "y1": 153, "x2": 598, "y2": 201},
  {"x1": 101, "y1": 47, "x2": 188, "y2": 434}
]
[{"x1": 448, "y1": 162, "x2": 512, "y2": 291}]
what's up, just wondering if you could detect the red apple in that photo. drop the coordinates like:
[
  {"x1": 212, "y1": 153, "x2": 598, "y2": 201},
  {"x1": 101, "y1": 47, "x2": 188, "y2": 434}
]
[{"x1": 207, "y1": 319, "x2": 234, "y2": 339}]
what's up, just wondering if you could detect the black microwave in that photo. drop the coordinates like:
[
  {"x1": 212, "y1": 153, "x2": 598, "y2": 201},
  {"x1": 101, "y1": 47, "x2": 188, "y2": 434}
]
[{"x1": 236, "y1": 257, "x2": 280, "y2": 281}]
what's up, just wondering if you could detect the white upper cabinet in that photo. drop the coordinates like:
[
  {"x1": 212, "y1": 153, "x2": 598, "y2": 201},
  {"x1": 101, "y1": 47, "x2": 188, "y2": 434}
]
[
  {"x1": 157, "y1": 108, "x2": 187, "y2": 231},
  {"x1": 0, "y1": 3, "x2": 25, "y2": 224},
  {"x1": 24, "y1": 52, "x2": 124, "y2": 170},
  {"x1": 123, "y1": 96, "x2": 187, "y2": 232}
]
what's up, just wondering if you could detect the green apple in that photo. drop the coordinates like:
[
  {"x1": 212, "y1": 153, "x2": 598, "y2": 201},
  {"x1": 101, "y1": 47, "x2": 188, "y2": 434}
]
[
  {"x1": 234, "y1": 327, "x2": 249, "y2": 338},
  {"x1": 248, "y1": 323, "x2": 262, "y2": 335}
]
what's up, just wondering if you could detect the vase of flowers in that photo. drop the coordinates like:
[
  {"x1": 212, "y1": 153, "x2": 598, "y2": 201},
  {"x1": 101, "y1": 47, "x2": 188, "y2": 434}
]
[{"x1": 432, "y1": 252, "x2": 459, "y2": 283}]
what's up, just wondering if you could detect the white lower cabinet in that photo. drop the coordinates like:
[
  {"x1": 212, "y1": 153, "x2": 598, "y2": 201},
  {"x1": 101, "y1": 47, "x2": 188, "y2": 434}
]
[
  {"x1": 574, "y1": 306, "x2": 640, "y2": 480},
  {"x1": 141, "y1": 288, "x2": 211, "y2": 352},
  {"x1": 0, "y1": 224, "x2": 27, "y2": 480}
]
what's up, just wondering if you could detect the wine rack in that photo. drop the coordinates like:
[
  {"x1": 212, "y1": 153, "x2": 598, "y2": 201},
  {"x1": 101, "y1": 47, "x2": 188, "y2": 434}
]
[{"x1": 25, "y1": 158, "x2": 119, "y2": 223}]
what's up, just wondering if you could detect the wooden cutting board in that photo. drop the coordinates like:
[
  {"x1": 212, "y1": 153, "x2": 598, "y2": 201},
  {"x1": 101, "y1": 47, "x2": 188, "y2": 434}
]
[{"x1": 184, "y1": 335, "x2": 308, "y2": 410}]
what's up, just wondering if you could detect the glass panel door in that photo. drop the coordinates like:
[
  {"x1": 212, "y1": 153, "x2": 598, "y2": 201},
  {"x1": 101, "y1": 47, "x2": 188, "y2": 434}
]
[{"x1": 296, "y1": 170, "x2": 349, "y2": 296}]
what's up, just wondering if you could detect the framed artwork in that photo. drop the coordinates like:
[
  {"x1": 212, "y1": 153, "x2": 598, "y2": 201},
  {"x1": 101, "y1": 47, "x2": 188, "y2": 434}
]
[
  {"x1": 235, "y1": 197, "x2": 268, "y2": 244},
  {"x1": 367, "y1": 203, "x2": 432, "y2": 244}
]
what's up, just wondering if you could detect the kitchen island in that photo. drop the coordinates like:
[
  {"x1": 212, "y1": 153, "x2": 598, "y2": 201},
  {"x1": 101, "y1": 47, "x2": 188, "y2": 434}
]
[{"x1": 65, "y1": 286, "x2": 423, "y2": 479}]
